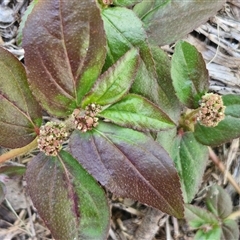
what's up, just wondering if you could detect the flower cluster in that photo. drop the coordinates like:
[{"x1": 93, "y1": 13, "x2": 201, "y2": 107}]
[
  {"x1": 37, "y1": 122, "x2": 68, "y2": 156},
  {"x1": 198, "y1": 93, "x2": 226, "y2": 127},
  {"x1": 73, "y1": 103, "x2": 102, "y2": 132},
  {"x1": 102, "y1": 0, "x2": 113, "y2": 5}
]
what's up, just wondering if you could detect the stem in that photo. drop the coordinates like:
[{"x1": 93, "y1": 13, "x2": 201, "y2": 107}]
[
  {"x1": 0, "y1": 137, "x2": 38, "y2": 164},
  {"x1": 133, "y1": 207, "x2": 164, "y2": 240},
  {"x1": 208, "y1": 147, "x2": 240, "y2": 195},
  {"x1": 227, "y1": 210, "x2": 240, "y2": 220},
  {"x1": 179, "y1": 109, "x2": 199, "y2": 132},
  {"x1": 186, "y1": 109, "x2": 199, "y2": 120}
]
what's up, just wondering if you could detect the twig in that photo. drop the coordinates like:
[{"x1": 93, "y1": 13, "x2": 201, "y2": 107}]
[
  {"x1": 112, "y1": 203, "x2": 143, "y2": 216},
  {"x1": 165, "y1": 217, "x2": 173, "y2": 240},
  {"x1": 208, "y1": 147, "x2": 240, "y2": 195},
  {"x1": 227, "y1": 209, "x2": 240, "y2": 220},
  {"x1": 5, "y1": 199, "x2": 32, "y2": 236},
  {"x1": 172, "y1": 217, "x2": 180, "y2": 239},
  {"x1": 0, "y1": 138, "x2": 38, "y2": 164},
  {"x1": 132, "y1": 207, "x2": 164, "y2": 240},
  {"x1": 109, "y1": 228, "x2": 118, "y2": 240},
  {"x1": 224, "y1": 138, "x2": 239, "y2": 184},
  {"x1": 26, "y1": 196, "x2": 36, "y2": 238},
  {"x1": 207, "y1": 16, "x2": 220, "y2": 66}
]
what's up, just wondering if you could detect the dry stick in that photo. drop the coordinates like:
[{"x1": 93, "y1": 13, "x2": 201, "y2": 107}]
[
  {"x1": 208, "y1": 147, "x2": 240, "y2": 195},
  {"x1": 172, "y1": 216, "x2": 180, "y2": 239},
  {"x1": 224, "y1": 138, "x2": 239, "y2": 184},
  {"x1": 133, "y1": 207, "x2": 164, "y2": 240},
  {"x1": 227, "y1": 209, "x2": 240, "y2": 220},
  {"x1": 0, "y1": 138, "x2": 38, "y2": 164},
  {"x1": 165, "y1": 217, "x2": 173, "y2": 240}
]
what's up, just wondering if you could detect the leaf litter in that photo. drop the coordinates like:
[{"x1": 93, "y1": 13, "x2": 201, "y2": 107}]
[{"x1": 0, "y1": 0, "x2": 240, "y2": 239}]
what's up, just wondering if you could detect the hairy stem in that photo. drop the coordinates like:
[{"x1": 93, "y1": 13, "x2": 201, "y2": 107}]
[
  {"x1": 0, "y1": 137, "x2": 38, "y2": 164},
  {"x1": 208, "y1": 147, "x2": 240, "y2": 195},
  {"x1": 179, "y1": 109, "x2": 199, "y2": 132},
  {"x1": 133, "y1": 207, "x2": 164, "y2": 240}
]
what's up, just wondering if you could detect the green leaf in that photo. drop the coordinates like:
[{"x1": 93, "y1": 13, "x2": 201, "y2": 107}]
[
  {"x1": 134, "y1": 0, "x2": 225, "y2": 45},
  {"x1": 0, "y1": 181, "x2": 6, "y2": 205},
  {"x1": 176, "y1": 133, "x2": 208, "y2": 203},
  {"x1": 26, "y1": 151, "x2": 110, "y2": 240},
  {"x1": 101, "y1": 6, "x2": 146, "y2": 69},
  {"x1": 194, "y1": 227, "x2": 221, "y2": 240},
  {"x1": 156, "y1": 128, "x2": 178, "y2": 158},
  {"x1": 0, "y1": 165, "x2": 26, "y2": 177},
  {"x1": 101, "y1": 7, "x2": 180, "y2": 122},
  {"x1": 171, "y1": 41, "x2": 209, "y2": 108},
  {"x1": 113, "y1": 0, "x2": 142, "y2": 7},
  {"x1": 99, "y1": 94, "x2": 175, "y2": 131},
  {"x1": 185, "y1": 204, "x2": 219, "y2": 229},
  {"x1": 224, "y1": 94, "x2": 240, "y2": 118},
  {"x1": 150, "y1": 45, "x2": 182, "y2": 122},
  {"x1": 0, "y1": 47, "x2": 42, "y2": 148},
  {"x1": 132, "y1": 45, "x2": 182, "y2": 123},
  {"x1": 69, "y1": 122, "x2": 184, "y2": 218},
  {"x1": 194, "y1": 94, "x2": 240, "y2": 146},
  {"x1": 101, "y1": 6, "x2": 156, "y2": 83},
  {"x1": 82, "y1": 48, "x2": 139, "y2": 107},
  {"x1": 163, "y1": 132, "x2": 208, "y2": 203},
  {"x1": 221, "y1": 219, "x2": 239, "y2": 240},
  {"x1": 22, "y1": 0, "x2": 106, "y2": 117},
  {"x1": 16, "y1": 0, "x2": 38, "y2": 46},
  {"x1": 205, "y1": 185, "x2": 232, "y2": 219}
]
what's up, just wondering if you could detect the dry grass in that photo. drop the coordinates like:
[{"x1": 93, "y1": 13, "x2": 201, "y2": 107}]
[{"x1": 0, "y1": 0, "x2": 240, "y2": 239}]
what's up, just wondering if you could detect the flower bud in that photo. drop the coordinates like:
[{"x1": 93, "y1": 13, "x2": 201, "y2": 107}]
[
  {"x1": 37, "y1": 122, "x2": 68, "y2": 156},
  {"x1": 198, "y1": 93, "x2": 226, "y2": 127},
  {"x1": 73, "y1": 103, "x2": 101, "y2": 132},
  {"x1": 102, "y1": 0, "x2": 113, "y2": 5}
]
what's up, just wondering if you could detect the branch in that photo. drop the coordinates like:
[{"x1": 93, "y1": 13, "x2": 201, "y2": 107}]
[
  {"x1": 0, "y1": 138, "x2": 38, "y2": 164},
  {"x1": 208, "y1": 147, "x2": 240, "y2": 195}
]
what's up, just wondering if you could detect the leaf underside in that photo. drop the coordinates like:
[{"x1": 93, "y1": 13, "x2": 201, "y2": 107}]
[
  {"x1": 205, "y1": 185, "x2": 233, "y2": 219},
  {"x1": 221, "y1": 219, "x2": 239, "y2": 240},
  {"x1": 134, "y1": 0, "x2": 225, "y2": 46}
]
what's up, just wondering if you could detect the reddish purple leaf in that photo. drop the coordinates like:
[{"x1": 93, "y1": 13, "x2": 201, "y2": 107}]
[
  {"x1": 23, "y1": 0, "x2": 106, "y2": 117},
  {"x1": 0, "y1": 165, "x2": 26, "y2": 177},
  {"x1": 26, "y1": 150, "x2": 110, "y2": 240},
  {"x1": 69, "y1": 122, "x2": 184, "y2": 218},
  {"x1": 0, "y1": 47, "x2": 42, "y2": 148}
]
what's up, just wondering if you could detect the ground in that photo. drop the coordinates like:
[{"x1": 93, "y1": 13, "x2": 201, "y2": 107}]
[{"x1": 0, "y1": 0, "x2": 240, "y2": 239}]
